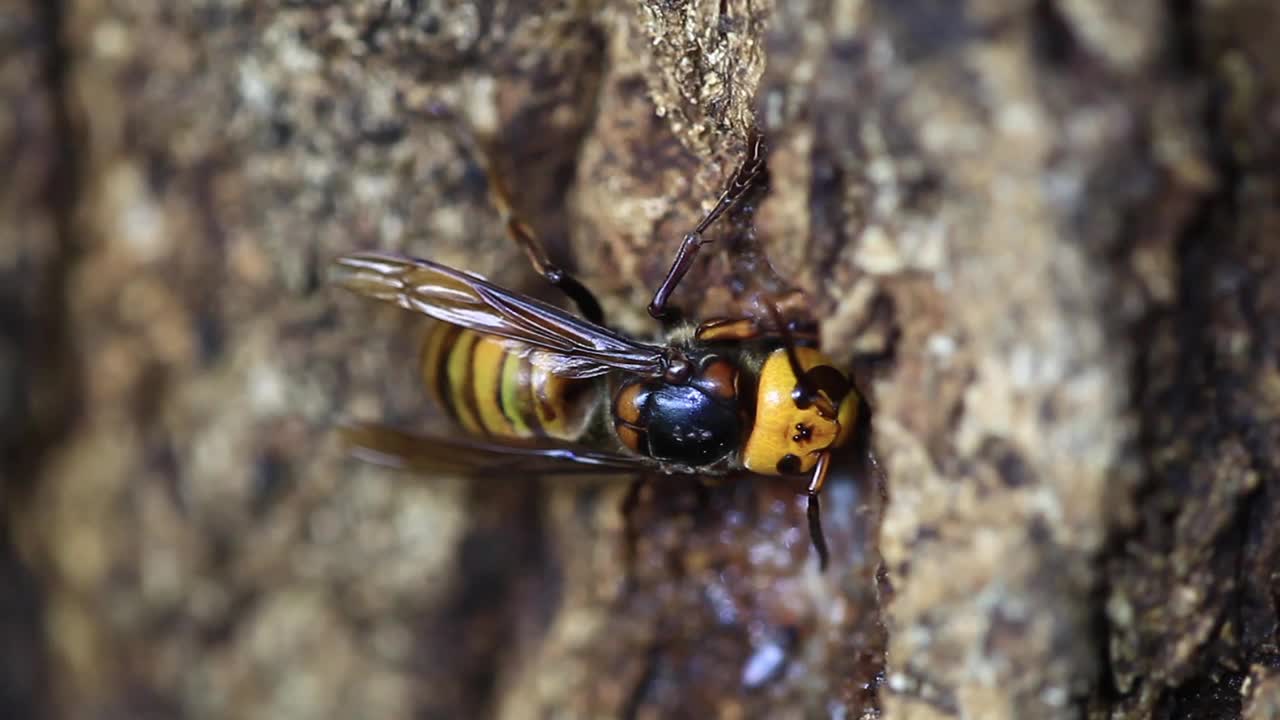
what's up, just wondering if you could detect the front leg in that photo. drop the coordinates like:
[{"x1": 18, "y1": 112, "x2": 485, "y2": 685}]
[
  {"x1": 806, "y1": 452, "x2": 832, "y2": 572},
  {"x1": 648, "y1": 129, "x2": 768, "y2": 319},
  {"x1": 694, "y1": 285, "x2": 822, "y2": 341}
]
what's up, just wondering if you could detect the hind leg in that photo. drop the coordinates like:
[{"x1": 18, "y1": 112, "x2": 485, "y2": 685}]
[{"x1": 432, "y1": 111, "x2": 606, "y2": 324}]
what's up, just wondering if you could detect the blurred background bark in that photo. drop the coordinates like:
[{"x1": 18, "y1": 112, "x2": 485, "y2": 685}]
[{"x1": 2, "y1": 0, "x2": 1277, "y2": 718}]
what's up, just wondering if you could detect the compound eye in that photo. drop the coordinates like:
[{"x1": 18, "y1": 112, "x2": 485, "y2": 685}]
[{"x1": 776, "y1": 453, "x2": 802, "y2": 474}]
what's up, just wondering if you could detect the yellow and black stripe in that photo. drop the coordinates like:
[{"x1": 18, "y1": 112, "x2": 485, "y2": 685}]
[{"x1": 420, "y1": 323, "x2": 594, "y2": 441}]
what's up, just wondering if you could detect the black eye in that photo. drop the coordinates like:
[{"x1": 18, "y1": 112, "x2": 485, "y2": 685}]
[
  {"x1": 791, "y1": 423, "x2": 813, "y2": 443},
  {"x1": 776, "y1": 454, "x2": 801, "y2": 474}
]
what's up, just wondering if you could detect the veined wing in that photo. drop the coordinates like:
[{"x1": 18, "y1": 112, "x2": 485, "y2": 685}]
[
  {"x1": 338, "y1": 422, "x2": 650, "y2": 475},
  {"x1": 332, "y1": 251, "x2": 666, "y2": 379}
]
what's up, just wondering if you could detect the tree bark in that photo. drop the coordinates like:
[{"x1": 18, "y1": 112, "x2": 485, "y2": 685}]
[{"x1": 2, "y1": 0, "x2": 1277, "y2": 719}]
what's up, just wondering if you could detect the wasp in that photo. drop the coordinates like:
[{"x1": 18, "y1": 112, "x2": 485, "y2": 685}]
[{"x1": 333, "y1": 129, "x2": 864, "y2": 570}]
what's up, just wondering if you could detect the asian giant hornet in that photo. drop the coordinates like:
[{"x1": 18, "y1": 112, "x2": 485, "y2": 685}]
[{"x1": 332, "y1": 128, "x2": 865, "y2": 570}]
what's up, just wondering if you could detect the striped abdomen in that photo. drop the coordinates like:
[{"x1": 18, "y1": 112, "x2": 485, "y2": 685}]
[{"x1": 421, "y1": 323, "x2": 597, "y2": 441}]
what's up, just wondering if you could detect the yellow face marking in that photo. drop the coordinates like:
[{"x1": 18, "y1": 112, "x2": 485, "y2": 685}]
[{"x1": 743, "y1": 348, "x2": 856, "y2": 476}]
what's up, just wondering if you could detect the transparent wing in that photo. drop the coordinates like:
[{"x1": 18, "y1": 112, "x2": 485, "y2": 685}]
[
  {"x1": 332, "y1": 251, "x2": 667, "y2": 379},
  {"x1": 338, "y1": 422, "x2": 651, "y2": 475}
]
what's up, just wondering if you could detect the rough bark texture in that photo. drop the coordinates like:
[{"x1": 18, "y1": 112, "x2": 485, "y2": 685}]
[{"x1": 2, "y1": 1, "x2": 1278, "y2": 719}]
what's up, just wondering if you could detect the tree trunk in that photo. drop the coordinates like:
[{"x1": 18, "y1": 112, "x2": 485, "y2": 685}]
[{"x1": 2, "y1": 0, "x2": 1277, "y2": 718}]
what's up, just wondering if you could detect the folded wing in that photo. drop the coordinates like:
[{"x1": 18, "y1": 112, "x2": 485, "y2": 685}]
[
  {"x1": 338, "y1": 422, "x2": 650, "y2": 475},
  {"x1": 332, "y1": 252, "x2": 667, "y2": 379}
]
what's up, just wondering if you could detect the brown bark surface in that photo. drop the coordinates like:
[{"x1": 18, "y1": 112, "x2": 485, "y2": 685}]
[{"x1": 2, "y1": 1, "x2": 1278, "y2": 719}]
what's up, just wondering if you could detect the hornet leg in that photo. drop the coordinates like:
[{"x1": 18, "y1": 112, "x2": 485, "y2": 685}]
[
  {"x1": 806, "y1": 451, "x2": 832, "y2": 572},
  {"x1": 648, "y1": 129, "x2": 768, "y2": 319}
]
